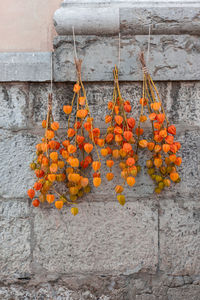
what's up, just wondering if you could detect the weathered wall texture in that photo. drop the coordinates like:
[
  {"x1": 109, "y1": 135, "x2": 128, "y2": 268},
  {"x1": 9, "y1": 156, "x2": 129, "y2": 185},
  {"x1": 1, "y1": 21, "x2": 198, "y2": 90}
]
[
  {"x1": 0, "y1": 81, "x2": 200, "y2": 299},
  {"x1": 0, "y1": 1, "x2": 200, "y2": 299}
]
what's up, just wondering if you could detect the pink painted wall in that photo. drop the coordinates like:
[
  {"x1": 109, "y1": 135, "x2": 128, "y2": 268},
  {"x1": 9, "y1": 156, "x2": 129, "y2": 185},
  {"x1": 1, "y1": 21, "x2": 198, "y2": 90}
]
[{"x1": 0, "y1": 0, "x2": 62, "y2": 52}]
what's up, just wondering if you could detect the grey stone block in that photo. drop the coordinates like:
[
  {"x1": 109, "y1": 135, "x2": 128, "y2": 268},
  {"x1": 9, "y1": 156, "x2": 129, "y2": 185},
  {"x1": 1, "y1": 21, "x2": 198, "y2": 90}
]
[
  {"x1": 53, "y1": 35, "x2": 200, "y2": 81},
  {"x1": 160, "y1": 199, "x2": 200, "y2": 276},
  {"x1": 0, "y1": 52, "x2": 51, "y2": 82},
  {"x1": 0, "y1": 83, "x2": 30, "y2": 130},
  {"x1": 0, "y1": 130, "x2": 39, "y2": 199},
  {"x1": 54, "y1": 3, "x2": 200, "y2": 35},
  {"x1": 27, "y1": 82, "x2": 200, "y2": 128},
  {"x1": 0, "y1": 199, "x2": 31, "y2": 281},
  {"x1": 32, "y1": 200, "x2": 158, "y2": 275}
]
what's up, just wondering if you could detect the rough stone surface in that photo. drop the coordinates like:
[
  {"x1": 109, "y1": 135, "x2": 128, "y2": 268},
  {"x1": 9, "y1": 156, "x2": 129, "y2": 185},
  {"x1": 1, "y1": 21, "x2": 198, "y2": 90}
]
[
  {"x1": 160, "y1": 199, "x2": 200, "y2": 276},
  {"x1": 0, "y1": 273, "x2": 200, "y2": 299},
  {"x1": 1, "y1": 82, "x2": 200, "y2": 201},
  {"x1": 1, "y1": 82, "x2": 200, "y2": 130},
  {"x1": 0, "y1": 199, "x2": 31, "y2": 281},
  {"x1": 0, "y1": 130, "x2": 39, "y2": 199},
  {"x1": 0, "y1": 79, "x2": 200, "y2": 297},
  {"x1": 0, "y1": 52, "x2": 52, "y2": 82},
  {"x1": 32, "y1": 200, "x2": 158, "y2": 276},
  {"x1": 53, "y1": 35, "x2": 200, "y2": 82},
  {"x1": 54, "y1": 4, "x2": 200, "y2": 36}
]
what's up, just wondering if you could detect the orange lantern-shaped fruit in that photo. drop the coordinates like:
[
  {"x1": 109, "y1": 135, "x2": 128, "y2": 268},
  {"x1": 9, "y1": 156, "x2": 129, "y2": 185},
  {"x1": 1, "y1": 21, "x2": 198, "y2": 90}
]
[
  {"x1": 154, "y1": 158, "x2": 162, "y2": 168},
  {"x1": 55, "y1": 200, "x2": 64, "y2": 210},
  {"x1": 106, "y1": 160, "x2": 114, "y2": 168},
  {"x1": 115, "y1": 115, "x2": 123, "y2": 125},
  {"x1": 127, "y1": 177, "x2": 136, "y2": 186},
  {"x1": 106, "y1": 172, "x2": 114, "y2": 181},
  {"x1": 168, "y1": 125, "x2": 176, "y2": 135},
  {"x1": 46, "y1": 194, "x2": 55, "y2": 204},
  {"x1": 92, "y1": 161, "x2": 101, "y2": 171},
  {"x1": 170, "y1": 172, "x2": 179, "y2": 182},
  {"x1": 101, "y1": 148, "x2": 108, "y2": 157},
  {"x1": 84, "y1": 143, "x2": 93, "y2": 153},
  {"x1": 73, "y1": 83, "x2": 81, "y2": 93},
  {"x1": 124, "y1": 131, "x2": 133, "y2": 141},
  {"x1": 123, "y1": 143, "x2": 132, "y2": 153},
  {"x1": 63, "y1": 105, "x2": 72, "y2": 114},
  {"x1": 93, "y1": 177, "x2": 101, "y2": 187}
]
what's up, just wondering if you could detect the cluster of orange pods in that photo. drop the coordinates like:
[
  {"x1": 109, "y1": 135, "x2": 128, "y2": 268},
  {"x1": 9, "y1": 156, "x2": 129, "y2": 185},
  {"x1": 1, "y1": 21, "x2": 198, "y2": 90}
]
[{"x1": 27, "y1": 59, "x2": 182, "y2": 214}]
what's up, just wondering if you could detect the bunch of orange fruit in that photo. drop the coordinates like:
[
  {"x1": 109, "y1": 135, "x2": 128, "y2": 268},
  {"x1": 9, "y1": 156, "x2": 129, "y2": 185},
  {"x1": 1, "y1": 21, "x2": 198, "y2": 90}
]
[
  {"x1": 27, "y1": 58, "x2": 182, "y2": 214},
  {"x1": 27, "y1": 94, "x2": 67, "y2": 211},
  {"x1": 137, "y1": 53, "x2": 182, "y2": 193},
  {"x1": 101, "y1": 66, "x2": 140, "y2": 205}
]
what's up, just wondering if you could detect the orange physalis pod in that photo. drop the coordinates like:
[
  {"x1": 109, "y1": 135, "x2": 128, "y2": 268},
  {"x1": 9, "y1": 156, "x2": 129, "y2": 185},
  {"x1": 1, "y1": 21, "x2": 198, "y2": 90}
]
[
  {"x1": 170, "y1": 172, "x2": 179, "y2": 182},
  {"x1": 139, "y1": 98, "x2": 148, "y2": 106},
  {"x1": 154, "y1": 158, "x2": 162, "y2": 168},
  {"x1": 162, "y1": 144, "x2": 170, "y2": 153},
  {"x1": 42, "y1": 120, "x2": 47, "y2": 128},
  {"x1": 50, "y1": 152, "x2": 58, "y2": 161},
  {"x1": 68, "y1": 128, "x2": 75, "y2": 138},
  {"x1": 157, "y1": 114, "x2": 165, "y2": 123},
  {"x1": 106, "y1": 172, "x2": 114, "y2": 181},
  {"x1": 77, "y1": 109, "x2": 88, "y2": 118},
  {"x1": 147, "y1": 142, "x2": 155, "y2": 151},
  {"x1": 127, "y1": 118, "x2": 136, "y2": 128},
  {"x1": 154, "y1": 145, "x2": 162, "y2": 153},
  {"x1": 126, "y1": 157, "x2": 135, "y2": 166},
  {"x1": 115, "y1": 185, "x2": 124, "y2": 194},
  {"x1": 124, "y1": 131, "x2": 133, "y2": 141},
  {"x1": 151, "y1": 102, "x2": 161, "y2": 111},
  {"x1": 46, "y1": 194, "x2": 55, "y2": 204},
  {"x1": 149, "y1": 113, "x2": 157, "y2": 121},
  {"x1": 73, "y1": 83, "x2": 81, "y2": 93},
  {"x1": 93, "y1": 177, "x2": 101, "y2": 187},
  {"x1": 101, "y1": 148, "x2": 108, "y2": 157},
  {"x1": 27, "y1": 189, "x2": 35, "y2": 199},
  {"x1": 63, "y1": 105, "x2": 72, "y2": 114},
  {"x1": 84, "y1": 143, "x2": 93, "y2": 153},
  {"x1": 115, "y1": 115, "x2": 123, "y2": 125},
  {"x1": 46, "y1": 130, "x2": 54, "y2": 140},
  {"x1": 51, "y1": 122, "x2": 59, "y2": 131},
  {"x1": 168, "y1": 125, "x2": 176, "y2": 135},
  {"x1": 139, "y1": 139, "x2": 148, "y2": 148},
  {"x1": 165, "y1": 135, "x2": 174, "y2": 145},
  {"x1": 123, "y1": 143, "x2": 132, "y2": 153},
  {"x1": 136, "y1": 128, "x2": 144, "y2": 136},
  {"x1": 92, "y1": 161, "x2": 101, "y2": 171},
  {"x1": 106, "y1": 160, "x2": 114, "y2": 168},
  {"x1": 126, "y1": 177, "x2": 135, "y2": 186},
  {"x1": 112, "y1": 149, "x2": 120, "y2": 159},
  {"x1": 68, "y1": 145, "x2": 77, "y2": 154},
  {"x1": 78, "y1": 96, "x2": 86, "y2": 105},
  {"x1": 55, "y1": 201, "x2": 64, "y2": 210},
  {"x1": 105, "y1": 115, "x2": 112, "y2": 123}
]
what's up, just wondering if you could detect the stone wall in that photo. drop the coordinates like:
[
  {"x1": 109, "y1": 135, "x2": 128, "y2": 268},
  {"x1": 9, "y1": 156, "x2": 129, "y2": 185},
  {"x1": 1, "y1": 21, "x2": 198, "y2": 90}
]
[
  {"x1": 0, "y1": 81, "x2": 200, "y2": 299},
  {"x1": 0, "y1": 1, "x2": 200, "y2": 299}
]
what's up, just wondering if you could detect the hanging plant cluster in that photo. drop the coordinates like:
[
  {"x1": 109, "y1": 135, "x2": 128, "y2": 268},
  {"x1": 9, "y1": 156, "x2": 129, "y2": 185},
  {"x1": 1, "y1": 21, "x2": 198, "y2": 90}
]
[
  {"x1": 63, "y1": 59, "x2": 101, "y2": 204},
  {"x1": 28, "y1": 93, "x2": 66, "y2": 210},
  {"x1": 27, "y1": 52, "x2": 182, "y2": 214},
  {"x1": 102, "y1": 66, "x2": 140, "y2": 205},
  {"x1": 137, "y1": 53, "x2": 182, "y2": 194}
]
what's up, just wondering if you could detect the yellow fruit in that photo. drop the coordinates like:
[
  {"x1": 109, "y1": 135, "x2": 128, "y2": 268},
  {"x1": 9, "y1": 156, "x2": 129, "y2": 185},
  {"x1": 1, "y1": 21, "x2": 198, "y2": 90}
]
[
  {"x1": 117, "y1": 195, "x2": 126, "y2": 206},
  {"x1": 71, "y1": 207, "x2": 78, "y2": 216}
]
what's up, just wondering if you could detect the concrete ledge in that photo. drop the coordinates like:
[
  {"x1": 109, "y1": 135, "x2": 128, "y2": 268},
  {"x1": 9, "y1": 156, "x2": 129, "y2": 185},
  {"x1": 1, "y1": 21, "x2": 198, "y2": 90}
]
[
  {"x1": 54, "y1": 3, "x2": 200, "y2": 35},
  {"x1": 53, "y1": 35, "x2": 200, "y2": 81},
  {"x1": 0, "y1": 52, "x2": 51, "y2": 82}
]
